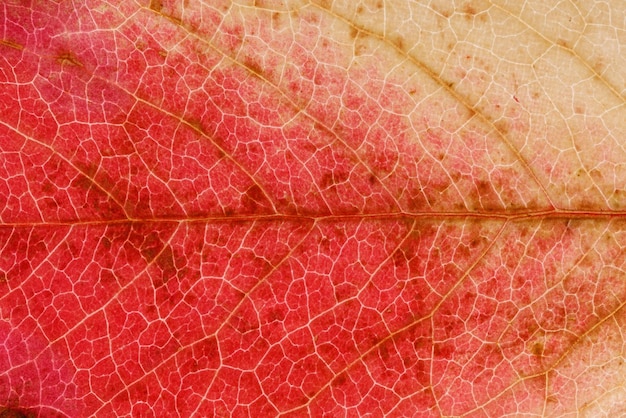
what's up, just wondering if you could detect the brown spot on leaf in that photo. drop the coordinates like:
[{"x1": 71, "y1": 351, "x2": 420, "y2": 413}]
[
  {"x1": 392, "y1": 36, "x2": 404, "y2": 50},
  {"x1": 72, "y1": 175, "x2": 94, "y2": 192},
  {"x1": 101, "y1": 237, "x2": 112, "y2": 250},
  {"x1": 437, "y1": 8, "x2": 451, "y2": 18},
  {"x1": 392, "y1": 248, "x2": 408, "y2": 268},
  {"x1": 41, "y1": 181, "x2": 55, "y2": 194},
  {"x1": 379, "y1": 342, "x2": 390, "y2": 360},
  {"x1": 241, "y1": 184, "x2": 267, "y2": 214},
  {"x1": 530, "y1": 341, "x2": 544, "y2": 357},
  {"x1": 245, "y1": 60, "x2": 263, "y2": 78},
  {"x1": 317, "y1": 0, "x2": 331, "y2": 9},
  {"x1": 407, "y1": 192, "x2": 430, "y2": 212},
  {"x1": 349, "y1": 26, "x2": 358, "y2": 39},
  {"x1": 187, "y1": 118, "x2": 208, "y2": 136},
  {"x1": 476, "y1": 180, "x2": 490, "y2": 194},
  {"x1": 433, "y1": 342, "x2": 454, "y2": 359},
  {"x1": 0, "y1": 407, "x2": 36, "y2": 418},
  {"x1": 589, "y1": 169, "x2": 603, "y2": 181},
  {"x1": 494, "y1": 120, "x2": 509, "y2": 135},
  {"x1": 149, "y1": 0, "x2": 162, "y2": 12},
  {"x1": 556, "y1": 39, "x2": 569, "y2": 48},
  {"x1": 56, "y1": 52, "x2": 83, "y2": 67},
  {"x1": 0, "y1": 39, "x2": 24, "y2": 50},
  {"x1": 139, "y1": 230, "x2": 166, "y2": 263},
  {"x1": 153, "y1": 246, "x2": 177, "y2": 288},
  {"x1": 463, "y1": 6, "x2": 476, "y2": 18},
  {"x1": 333, "y1": 372, "x2": 347, "y2": 387}
]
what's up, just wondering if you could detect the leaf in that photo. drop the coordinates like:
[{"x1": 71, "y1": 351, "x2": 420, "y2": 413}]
[{"x1": 1, "y1": 0, "x2": 625, "y2": 416}]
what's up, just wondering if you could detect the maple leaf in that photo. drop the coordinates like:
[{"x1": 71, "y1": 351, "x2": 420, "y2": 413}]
[{"x1": 1, "y1": 0, "x2": 626, "y2": 417}]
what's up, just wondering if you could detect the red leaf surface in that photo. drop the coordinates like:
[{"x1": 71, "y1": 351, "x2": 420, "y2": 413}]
[{"x1": 2, "y1": 1, "x2": 626, "y2": 416}]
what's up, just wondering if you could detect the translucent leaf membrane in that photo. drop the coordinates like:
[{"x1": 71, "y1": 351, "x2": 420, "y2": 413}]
[{"x1": 1, "y1": 0, "x2": 625, "y2": 417}]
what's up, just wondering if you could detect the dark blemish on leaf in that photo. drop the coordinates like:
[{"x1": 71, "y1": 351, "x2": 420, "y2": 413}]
[
  {"x1": 41, "y1": 181, "x2": 55, "y2": 193},
  {"x1": 349, "y1": 26, "x2": 358, "y2": 39},
  {"x1": 589, "y1": 169, "x2": 602, "y2": 181},
  {"x1": 433, "y1": 342, "x2": 453, "y2": 358},
  {"x1": 154, "y1": 246, "x2": 177, "y2": 288},
  {"x1": 355, "y1": 41, "x2": 368, "y2": 56},
  {"x1": 530, "y1": 341, "x2": 544, "y2": 357},
  {"x1": 333, "y1": 372, "x2": 347, "y2": 387},
  {"x1": 149, "y1": 0, "x2": 163, "y2": 12},
  {"x1": 317, "y1": 0, "x2": 331, "y2": 9},
  {"x1": 406, "y1": 191, "x2": 430, "y2": 212},
  {"x1": 476, "y1": 180, "x2": 490, "y2": 194},
  {"x1": 0, "y1": 272, "x2": 6, "y2": 283},
  {"x1": 139, "y1": 231, "x2": 165, "y2": 263},
  {"x1": 379, "y1": 343, "x2": 390, "y2": 360},
  {"x1": 392, "y1": 36, "x2": 404, "y2": 50},
  {"x1": 494, "y1": 120, "x2": 509, "y2": 135},
  {"x1": 43, "y1": 197, "x2": 59, "y2": 211},
  {"x1": 462, "y1": 3, "x2": 478, "y2": 16},
  {"x1": 83, "y1": 162, "x2": 99, "y2": 177},
  {"x1": 268, "y1": 307, "x2": 286, "y2": 322},
  {"x1": 187, "y1": 118, "x2": 207, "y2": 135},
  {"x1": 241, "y1": 184, "x2": 266, "y2": 214},
  {"x1": 245, "y1": 60, "x2": 263, "y2": 78},
  {"x1": 0, "y1": 39, "x2": 24, "y2": 50},
  {"x1": 0, "y1": 407, "x2": 36, "y2": 418},
  {"x1": 556, "y1": 39, "x2": 569, "y2": 48},
  {"x1": 593, "y1": 59, "x2": 606, "y2": 73},
  {"x1": 392, "y1": 248, "x2": 408, "y2": 268},
  {"x1": 234, "y1": 313, "x2": 259, "y2": 334},
  {"x1": 413, "y1": 335, "x2": 427, "y2": 350},
  {"x1": 141, "y1": 247, "x2": 158, "y2": 263},
  {"x1": 56, "y1": 52, "x2": 83, "y2": 67},
  {"x1": 99, "y1": 270, "x2": 117, "y2": 285},
  {"x1": 439, "y1": 9, "x2": 451, "y2": 18},
  {"x1": 72, "y1": 175, "x2": 93, "y2": 191},
  {"x1": 320, "y1": 170, "x2": 347, "y2": 190}
]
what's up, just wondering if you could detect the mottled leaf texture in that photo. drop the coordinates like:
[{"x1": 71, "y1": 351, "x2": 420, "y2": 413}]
[{"x1": 1, "y1": 0, "x2": 625, "y2": 417}]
